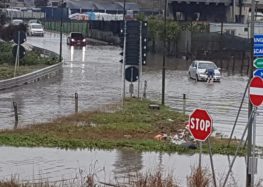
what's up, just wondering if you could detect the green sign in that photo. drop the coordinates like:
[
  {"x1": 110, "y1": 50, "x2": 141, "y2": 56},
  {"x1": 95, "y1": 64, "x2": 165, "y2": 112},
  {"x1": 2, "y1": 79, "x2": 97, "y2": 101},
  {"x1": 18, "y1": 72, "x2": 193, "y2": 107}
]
[{"x1": 254, "y1": 58, "x2": 263, "y2": 68}]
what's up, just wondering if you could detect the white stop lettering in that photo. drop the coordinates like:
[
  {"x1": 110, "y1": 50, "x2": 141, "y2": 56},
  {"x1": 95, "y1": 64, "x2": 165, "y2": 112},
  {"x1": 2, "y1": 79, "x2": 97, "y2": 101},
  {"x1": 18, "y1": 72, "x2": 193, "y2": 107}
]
[{"x1": 190, "y1": 117, "x2": 211, "y2": 132}]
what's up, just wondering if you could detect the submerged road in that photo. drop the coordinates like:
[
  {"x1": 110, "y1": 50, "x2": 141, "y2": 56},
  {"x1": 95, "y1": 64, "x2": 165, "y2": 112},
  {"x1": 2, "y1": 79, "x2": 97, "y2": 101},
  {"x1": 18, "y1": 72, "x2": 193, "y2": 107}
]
[{"x1": 0, "y1": 32, "x2": 262, "y2": 145}]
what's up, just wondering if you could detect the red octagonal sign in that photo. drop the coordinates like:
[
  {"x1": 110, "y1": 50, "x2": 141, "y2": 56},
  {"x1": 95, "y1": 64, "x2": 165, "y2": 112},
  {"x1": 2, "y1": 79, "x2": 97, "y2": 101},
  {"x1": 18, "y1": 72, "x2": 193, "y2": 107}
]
[{"x1": 188, "y1": 109, "x2": 213, "y2": 141}]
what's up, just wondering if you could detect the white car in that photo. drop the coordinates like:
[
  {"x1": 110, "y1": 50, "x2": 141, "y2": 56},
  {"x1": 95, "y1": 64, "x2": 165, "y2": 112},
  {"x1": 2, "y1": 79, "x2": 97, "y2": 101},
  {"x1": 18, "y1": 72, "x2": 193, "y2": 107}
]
[
  {"x1": 11, "y1": 19, "x2": 24, "y2": 25},
  {"x1": 188, "y1": 60, "x2": 221, "y2": 82},
  {"x1": 27, "y1": 23, "x2": 44, "y2": 37}
]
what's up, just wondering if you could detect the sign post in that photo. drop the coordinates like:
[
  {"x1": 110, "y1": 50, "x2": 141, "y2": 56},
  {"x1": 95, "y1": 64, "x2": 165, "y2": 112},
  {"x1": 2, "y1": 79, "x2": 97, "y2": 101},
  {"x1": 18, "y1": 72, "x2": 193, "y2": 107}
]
[
  {"x1": 188, "y1": 109, "x2": 216, "y2": 187},
  {"x1": 248, "y1": 76, "x2": 263, "y2": 186}
]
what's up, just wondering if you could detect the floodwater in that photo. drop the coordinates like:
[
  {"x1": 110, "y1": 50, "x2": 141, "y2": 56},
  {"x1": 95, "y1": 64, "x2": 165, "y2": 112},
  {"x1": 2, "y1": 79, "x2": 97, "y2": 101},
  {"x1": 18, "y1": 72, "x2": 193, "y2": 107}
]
[
  {"x1": 0, "y1": 32, "x2": 262, "y2": 145},
  {"x1": 0, "y1": 32, "x2": 263, "y2": 186},
  {"x1": 0, "y1": 146, "x2": 262, "y2": 187}
]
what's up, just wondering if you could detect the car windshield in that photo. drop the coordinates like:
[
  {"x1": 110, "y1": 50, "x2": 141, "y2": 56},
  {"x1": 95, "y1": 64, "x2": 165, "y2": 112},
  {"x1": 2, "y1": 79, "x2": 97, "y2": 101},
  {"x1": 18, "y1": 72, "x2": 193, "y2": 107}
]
[
  {"x1": 29, "y1": 20, "x2": 38, "y2": 23},
  {"x1": 71, "y1": 33, "x2": 83, "y2": 38},
  {"x1": 31, "y1": 24, "x2": 42, "y2": 29},
  {"x1": 198, "y1": 62, "x2": 217, "y2": 69},
  {"x1": 13, "y1": 20, "x2": 23, "y2": 24}
]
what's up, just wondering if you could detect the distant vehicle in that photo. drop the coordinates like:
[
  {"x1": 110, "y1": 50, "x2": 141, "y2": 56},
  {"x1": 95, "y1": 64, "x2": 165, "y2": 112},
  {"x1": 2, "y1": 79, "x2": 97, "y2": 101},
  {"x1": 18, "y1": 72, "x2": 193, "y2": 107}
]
[
  {"x1": 66, "y1": 32, "x2": 86, "y2": 46},
  {"x1": 27, "y1": 23, "x2": 44, "y2": 37},
  {"x1": 11, "y1": 19, "x2": 24, "y2": 25},
  {"x1": 188, "y1": 60, "x2": 221, "y2": 82},
  {"x1": 28, "y1": 19, "x2": 41, "y2": 25}
]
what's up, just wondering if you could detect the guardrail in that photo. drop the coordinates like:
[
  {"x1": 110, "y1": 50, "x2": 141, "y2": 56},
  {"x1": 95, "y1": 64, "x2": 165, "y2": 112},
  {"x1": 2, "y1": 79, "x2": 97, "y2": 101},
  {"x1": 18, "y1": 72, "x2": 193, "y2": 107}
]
[{"x1": 0, "y1": 45, "x2": 62, "y2": 91}]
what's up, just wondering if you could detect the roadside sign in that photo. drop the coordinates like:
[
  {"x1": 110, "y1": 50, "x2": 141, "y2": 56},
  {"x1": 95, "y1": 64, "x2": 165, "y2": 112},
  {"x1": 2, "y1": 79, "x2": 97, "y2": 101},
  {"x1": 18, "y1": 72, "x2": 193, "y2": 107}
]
[
  {"x1": 254, "y1": 46, "x2": 263, "y2": 57},
  {"x1": 249, "y1": 76, "x2": 263, "y2": 107},
  {"x1": 13, "y1": 31, "x2": 26, "y2": 45},
  {"x1": 253, "y1": 58, "x2": 263, "y2": 68},
  {"x1": 253, "y1": 69, "x2": 263, "y2": 78},
  {"x1": 125, "y1": 66, "x2": 139, "y2": 82},
  {"x1": 254, "y1": 35, "x2": 263, "y2": 57},
  {"x1": 254, "y1": 35, "x2": 263, "y2": 45},
  {"x1": 188, "y1": 109, "x2": 213, "y2": 141}
]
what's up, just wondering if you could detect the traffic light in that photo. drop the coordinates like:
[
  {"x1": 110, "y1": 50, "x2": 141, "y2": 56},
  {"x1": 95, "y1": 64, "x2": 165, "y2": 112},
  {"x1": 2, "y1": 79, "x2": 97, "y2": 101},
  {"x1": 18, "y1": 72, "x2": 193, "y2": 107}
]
[
  {"x1": 119, "y1": 23, "x2": 124, "y2": 63},
  {"x1": 142, "y1": 21, "x2": 148, "y2": 65},
  {"x1": 125, "y1": 20, "x2": 140, "y2": 65}
]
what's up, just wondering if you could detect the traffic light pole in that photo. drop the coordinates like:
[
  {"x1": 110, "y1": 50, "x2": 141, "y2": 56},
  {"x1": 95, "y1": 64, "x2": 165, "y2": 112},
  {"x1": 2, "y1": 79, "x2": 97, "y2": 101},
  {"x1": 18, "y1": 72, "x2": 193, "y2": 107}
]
[
  {"x1": 122, "y1": 21, "x2": 127, "y2": 104},
  {"x1": 161, "y1": 0, "x2": 167, "y2": 105},
  {"x1": 14, "y1": 31, "x2": 20, "y2": 77},
  {"x1": 59, "y1": 0, "x2": 63, "y2": 62},
  {"x1": 138, "y1": 21, "x2": 142, "y2": 98},
  {"x1": 247, "y1": 0, "x2": 255, "y2": 186}
]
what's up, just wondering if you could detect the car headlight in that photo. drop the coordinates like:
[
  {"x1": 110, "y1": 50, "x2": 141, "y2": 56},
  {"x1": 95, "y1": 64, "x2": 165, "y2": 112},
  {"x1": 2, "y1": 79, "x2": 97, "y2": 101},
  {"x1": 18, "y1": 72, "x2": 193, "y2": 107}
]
[
  {"x1": 82, "y1": 39, "x2": 86, "y2": 42},
  {"x1": 71, "y1": 38, "x2": 75, "y2": 42}
]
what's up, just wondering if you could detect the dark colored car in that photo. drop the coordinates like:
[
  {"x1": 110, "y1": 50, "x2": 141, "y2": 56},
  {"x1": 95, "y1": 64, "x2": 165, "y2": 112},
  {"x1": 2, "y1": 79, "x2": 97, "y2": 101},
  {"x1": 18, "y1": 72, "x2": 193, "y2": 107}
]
[{"x1": 66, "y1": 32, "x2": 86, "y2": 46}]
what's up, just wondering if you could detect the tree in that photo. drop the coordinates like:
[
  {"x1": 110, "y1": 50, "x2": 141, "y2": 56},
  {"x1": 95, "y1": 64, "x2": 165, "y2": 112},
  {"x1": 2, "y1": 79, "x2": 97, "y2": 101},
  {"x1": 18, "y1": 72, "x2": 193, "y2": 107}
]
[
  {"x1": 166, "y1": 21, "x2": 180, "y2": 56},
  {"x1": 148, "y1": 17, "x2": 161, "y2": 53}
]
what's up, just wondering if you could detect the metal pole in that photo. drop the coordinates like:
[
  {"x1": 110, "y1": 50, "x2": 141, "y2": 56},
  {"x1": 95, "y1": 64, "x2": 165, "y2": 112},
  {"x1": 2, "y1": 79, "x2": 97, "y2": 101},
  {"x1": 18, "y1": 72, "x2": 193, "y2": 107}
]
[
  {"x1": 183, "y1": 93, "x2": 186, "y2": 114},
  {"x1": 161, "y1": 0, "x2": 167, "y2": 105},
  {"x1": 247, "y1": 0, "x2": 255, "y2": 185},
  {"x1": 59, "y1": 0, "x2": 63, "y2": 62},
  {"x1": 121, "y1": 0, "x2": 126, "y2": 106},
  {"x1": 138, "y1": 21, "x2": 142, "y2": 98},
  {"x1": 13, "y1": 101, "x2": 18, "y2": 128},
  {"x1": 123, "y1": 0, "x2": 126, "y2": 21},
  {"x1": 75, "y1": 92, "x2": 78, "y2": 113},
  {"x1": 233, "y1": 0, "x2": 236, "y2": 22},
  {"x1": 251, "y1": 108, "x2": 257, "y2": 187},
  {"x1": 208, "y1": 138, "x2": 217, "y2": 187},
  {"x1": 199, "y1": 141, "x2": 202, "y2": 168},
  {"x1": 122, "y1": 21, "x2": 127, "y2": 106},
  {"x1": 228, "y1": 80, "x2": 249, "y2": 146},
  {"x1": 223, "y1": 108, "x2": 256, "y2": 187},
  {"x1": 14, "y1": 31, "x2": 20, "y2": 77}
]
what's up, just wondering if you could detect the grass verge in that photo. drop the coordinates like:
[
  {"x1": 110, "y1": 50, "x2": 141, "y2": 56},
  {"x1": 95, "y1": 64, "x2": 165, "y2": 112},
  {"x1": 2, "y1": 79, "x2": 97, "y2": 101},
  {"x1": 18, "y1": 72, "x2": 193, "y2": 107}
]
[{"x1": 0, "y1": 98, "x2": 245, "y2": 155}]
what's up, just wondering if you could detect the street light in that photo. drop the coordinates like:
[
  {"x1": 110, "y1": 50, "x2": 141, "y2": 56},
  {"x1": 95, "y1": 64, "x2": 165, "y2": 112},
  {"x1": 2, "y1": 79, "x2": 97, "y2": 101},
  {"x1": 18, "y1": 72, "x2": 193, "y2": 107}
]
[{"x1": 161, "y1": 0, "x2": 167, "y2": 105}]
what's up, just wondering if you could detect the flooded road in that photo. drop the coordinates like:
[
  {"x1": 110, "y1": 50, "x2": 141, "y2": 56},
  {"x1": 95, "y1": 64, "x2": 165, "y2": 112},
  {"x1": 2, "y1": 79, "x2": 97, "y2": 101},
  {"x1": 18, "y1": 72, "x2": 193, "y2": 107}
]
[
  {"x1": 0, "y1": 32, "x2": 262, "y2": 145},
  {"x1": 0, "y1": 146, "x2": 262, "y2": 187},
  {"x1": 0, "y1": 32, "x2": 263, "y2": 186}
]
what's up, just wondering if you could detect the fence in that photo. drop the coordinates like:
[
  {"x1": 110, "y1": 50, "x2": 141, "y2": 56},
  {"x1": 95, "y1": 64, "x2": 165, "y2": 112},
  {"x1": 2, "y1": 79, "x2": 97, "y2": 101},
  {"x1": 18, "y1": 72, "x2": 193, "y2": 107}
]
[
  {"x1": 0, "y1": 45, "x2": 62, "y2": 90},
  {"x1": 5, "y1": 11, "x2": 45, "y2": 19},
  {"x1": 43, "y1": 20, "x2": 88, "y2": 36}
]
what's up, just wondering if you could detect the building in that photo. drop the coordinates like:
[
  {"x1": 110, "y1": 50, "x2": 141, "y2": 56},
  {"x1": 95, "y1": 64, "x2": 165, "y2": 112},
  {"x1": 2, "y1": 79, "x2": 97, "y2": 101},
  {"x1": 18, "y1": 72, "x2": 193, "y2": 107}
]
[{"x1": 168, "y1": 0, "x2": 261, "y2": 23}]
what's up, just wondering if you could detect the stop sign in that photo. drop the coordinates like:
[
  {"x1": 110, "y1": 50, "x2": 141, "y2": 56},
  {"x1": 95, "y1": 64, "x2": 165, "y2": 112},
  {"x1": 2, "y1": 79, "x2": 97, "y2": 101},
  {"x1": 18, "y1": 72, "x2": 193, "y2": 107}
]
[{"x1": 188, "y1": 109, "x2": 213, "y2": 141}]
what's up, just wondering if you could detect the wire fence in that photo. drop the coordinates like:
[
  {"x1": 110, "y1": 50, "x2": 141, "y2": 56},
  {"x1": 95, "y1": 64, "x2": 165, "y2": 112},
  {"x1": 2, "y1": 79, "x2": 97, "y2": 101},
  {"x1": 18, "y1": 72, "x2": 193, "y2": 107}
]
[{"x1": 43, "y1": 20, "x2": 89, "y2": 36}]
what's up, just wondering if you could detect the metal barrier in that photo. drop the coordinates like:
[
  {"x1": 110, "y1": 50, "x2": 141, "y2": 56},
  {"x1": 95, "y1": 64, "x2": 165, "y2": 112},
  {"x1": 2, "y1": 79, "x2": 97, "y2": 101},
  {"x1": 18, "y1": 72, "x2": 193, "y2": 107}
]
[{"x1": 0, "y1": 45, "x2": 62, "y2": 90}]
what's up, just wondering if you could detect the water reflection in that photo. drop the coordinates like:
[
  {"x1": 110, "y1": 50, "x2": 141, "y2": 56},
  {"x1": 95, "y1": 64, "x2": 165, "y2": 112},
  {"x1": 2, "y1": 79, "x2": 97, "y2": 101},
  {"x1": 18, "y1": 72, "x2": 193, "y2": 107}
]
[
  {"x1": 113, "y1": 149, "x2": 143, "y2": 179},
  {"x1": 82, "y1": 46, "x2": 86, "y2": 62},
  {"x1": 0, "y1": 147, "x2": 261, "y2": 186},
  {"x1": 70, "y1": 46, "x2": 74, "y2": 61}
]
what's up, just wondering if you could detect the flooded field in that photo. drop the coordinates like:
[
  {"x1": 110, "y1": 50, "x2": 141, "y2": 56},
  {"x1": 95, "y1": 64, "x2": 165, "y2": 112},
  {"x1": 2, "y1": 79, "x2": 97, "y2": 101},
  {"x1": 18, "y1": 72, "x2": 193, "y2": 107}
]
[{"x1": 0, "y1": 32, "x2": 262, "y2": 186}]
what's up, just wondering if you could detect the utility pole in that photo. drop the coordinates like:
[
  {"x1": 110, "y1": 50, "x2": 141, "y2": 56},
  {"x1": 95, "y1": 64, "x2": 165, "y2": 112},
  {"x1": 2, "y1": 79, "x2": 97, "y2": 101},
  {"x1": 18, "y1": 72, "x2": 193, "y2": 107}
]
[
  {"x1": 59, "y1": 0, "x2": 63, "y2": 62},
  {"x1": 161, "y1": 0, "x2": 167, "y2": 105},
  {"x1": 247, "y1": 0, "x2": 255, "y2": 186}
]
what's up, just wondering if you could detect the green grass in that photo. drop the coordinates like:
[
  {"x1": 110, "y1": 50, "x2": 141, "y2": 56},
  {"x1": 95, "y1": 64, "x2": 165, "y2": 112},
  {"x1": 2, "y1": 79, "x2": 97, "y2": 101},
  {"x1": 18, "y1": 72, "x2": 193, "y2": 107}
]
[
  {"x1": 0, "y1": 98, "x2": 246, "y2": 155},
  {"x1": 0, "y1": 64, "x2": 49, "y2": 80}
]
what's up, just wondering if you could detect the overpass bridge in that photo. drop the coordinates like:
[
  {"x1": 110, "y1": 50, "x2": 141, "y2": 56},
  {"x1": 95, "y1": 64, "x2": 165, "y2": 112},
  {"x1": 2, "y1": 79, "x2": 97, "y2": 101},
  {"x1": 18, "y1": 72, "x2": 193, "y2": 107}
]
[{"x1": 168, "y1": 0, "x2": 251, "y2": 23}]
